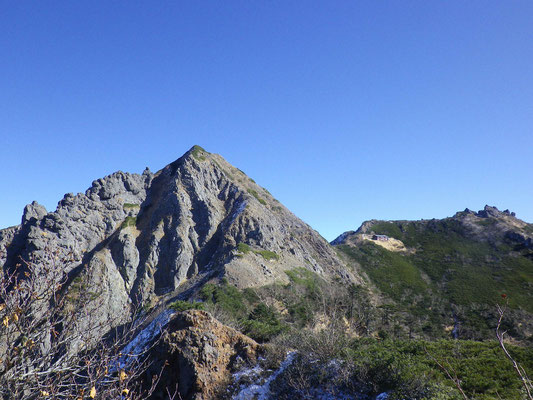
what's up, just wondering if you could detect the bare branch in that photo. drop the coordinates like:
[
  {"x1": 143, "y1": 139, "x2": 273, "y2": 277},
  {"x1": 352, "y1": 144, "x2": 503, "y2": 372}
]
[
  {"x1": 0, "y1": 248, "x2": 164, "y2": 399},
  {"x1": 496, "y1": 303, "x2": 533, "y2": 400},
  {"x1": 424, "y1": 346, "x2": 469, "y2": 400}
]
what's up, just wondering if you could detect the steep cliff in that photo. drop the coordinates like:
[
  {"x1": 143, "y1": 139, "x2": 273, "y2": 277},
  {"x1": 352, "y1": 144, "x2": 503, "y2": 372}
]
[{"x1": 0, "y1": 146, "x2": 358, "y2": 343}]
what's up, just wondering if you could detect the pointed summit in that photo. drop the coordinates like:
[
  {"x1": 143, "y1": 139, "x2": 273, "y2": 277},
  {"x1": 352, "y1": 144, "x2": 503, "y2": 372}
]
[
  {"x1": 130, "y1": 146, "x2": 358, "y2": 301},
  {"x1": 0, "y1": 146, "x2": 361, "y2": 337}
]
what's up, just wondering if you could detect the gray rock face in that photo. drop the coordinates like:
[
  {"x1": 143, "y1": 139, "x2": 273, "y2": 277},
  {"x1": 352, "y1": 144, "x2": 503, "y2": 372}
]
[
  {"x1": 22, "y1": 201, "x2": 48, "y2": 224},
  {"x1": 476, "y1": 205, "x2": 506, "y2": 219},
  {"x1": 0, "y1": 225, "x2": 18, "y2": 268},
  {"x1": 126, "y1": 146, "x2": 359, "y2": 303},
  {"x1": 0, "y1": 169, "x2": 153, "y2": 346},
  {"x1": 1, "y1": 170, "x2": 152, "y2": 273},
  {"x1": 1, "y1": 146, "x2": 359, "y2": 344}
]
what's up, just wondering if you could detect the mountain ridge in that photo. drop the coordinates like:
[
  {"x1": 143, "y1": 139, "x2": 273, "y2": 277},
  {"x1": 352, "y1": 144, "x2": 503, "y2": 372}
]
[
  {"x1": 0, "y1": 146, "x2": 360, "y2": 350},
  {"x1": 2, "y1": 147, "x2": 533, "y2": 399},
  {"x1": 333, "y1": 205, "x2": 533, "y2": 341}
]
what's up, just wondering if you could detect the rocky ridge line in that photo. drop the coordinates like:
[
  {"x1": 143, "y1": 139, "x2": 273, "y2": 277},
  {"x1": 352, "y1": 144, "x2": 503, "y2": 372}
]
[{"x1": 0, "y1": 146, "x2": 360, "y2": 348}]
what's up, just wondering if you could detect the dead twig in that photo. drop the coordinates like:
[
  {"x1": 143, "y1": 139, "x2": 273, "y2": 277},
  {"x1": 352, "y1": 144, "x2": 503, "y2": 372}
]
[{"x1": 496, "y1": 302, "x2": 533, "y2": 400}]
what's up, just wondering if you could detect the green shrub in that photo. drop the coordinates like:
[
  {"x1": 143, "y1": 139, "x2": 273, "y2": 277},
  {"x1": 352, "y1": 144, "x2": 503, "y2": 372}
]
[
  {"x1": 198, "y1": 281, "x2": 288, "y2": 342},
  {"x1": 242, "y1": 303, "x2": 286, "y2": 342},
  {"x1": 341, "y1": 338, "x2": 533, "y2": 400},
  {"x1": 191, "y1": 145, "x2": 207, "y2": 161},
  {"x1": 254, "y1": 249, "x2": 279, "y2": 261},
  {"x1": 337, "y1": 243, "x2": 428, "y2": 301},
  {"x1": 237, "y1": 242, "x2": 251, "y2": 254},
  {"x1": 200, "y1": 282, "x2": 247, "y2": 318},
  {"x1": 236, "y1": 243, "x2": 279, "y2": 260},
  {"x1": 285, "y1": 268, "x2": 319, "y2": 292},
  {"x1": 170, "y1": 300, "x2": 205, "y2": 312},
  {"x1": 288, "y1": 301, "x2": 313, "y2": 325},
  {"x1": 247, "y1": 188, "x2": 267, "y2": 205},
  {"x1": 121, "y1": 216, "x2": 137, "y2": 229},
  {"x1": 123, "y1": 203, "x2": 140, "y2": 209},
  {"x1": 242, "y1": 287, "x2": 260, "y2": 303}
]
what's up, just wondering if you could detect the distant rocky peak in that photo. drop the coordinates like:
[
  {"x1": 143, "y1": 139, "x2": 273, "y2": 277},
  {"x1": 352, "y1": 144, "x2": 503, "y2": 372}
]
[
  {"x1": 456, "y1": 205, "x2": 517, "y2": 219},
  {"x1": 354, "y1": 220, "x2": 380, "y2": 234},
  {"x1": 330, "y1": 231, "x2": 355, "y2": 245},
  {"x1": 334, "y1": 204, "x2": 531, "y2": 249},
  {"x1": 475, "y1": 205, "x2": 516, "y2": 218}
]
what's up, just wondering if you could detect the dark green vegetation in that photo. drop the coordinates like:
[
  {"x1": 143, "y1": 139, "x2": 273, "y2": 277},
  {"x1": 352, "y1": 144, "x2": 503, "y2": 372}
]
[
  {"x1": 336, "y1": 217, "x2": 533, "y2": 341},
  {"x1": 194, "y1": 268, "x2": 533, "y2": 400},
  {"x1": 193, "y1": 269, "x2": 367, "y2": 341},
  {"x1": 347, "y1": 338, "x2": 533, "y2": 399},
  {"x1": 246, "y1": 188, "x2": 267, "y2": 205},
  {"x1": 197, "y1": 280, "x2": 286, "y2": 341},
  {"x1": 236, "y1": 242, "x2": 251, "y2": 254},
  {"x1": 236, "y1": 242, "x2": 279, "y2": 261},
  {"x1": 169, "y1": 300, "x2": 204, "y2": 312},
  {"x1": 191, "y1": 145, "x2": 207, "y2": 161},
  {"x1": 254, "y1": 249, "x2": 279, "y2": 261},
  {"x1": 121, "y1": 216, "x2": 137, "y2": 229},
  {"x1": 352, "y1": 219, "x2": 533, "y2": 310},
  {"x1": 275, "y1": 336, "x2": 533, "y2": 400},
  {"x1": 196, "y1": 269, "x2": 370, "y2": 341}
]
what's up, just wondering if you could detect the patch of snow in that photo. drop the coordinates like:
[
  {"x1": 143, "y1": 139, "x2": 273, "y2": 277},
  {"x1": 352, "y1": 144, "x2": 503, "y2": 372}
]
[
  {"x1": 376, "y1": 393, "x2": 389, "y2": 400},
  {"x1": 232, "y1": 351, "x2": 296, "y2": 400},
  {"x1": 452, "y1": 313, "x2": 459, "y2": 339},
  {"x1": 228, "y1": 200, "x2": 247, "y2": 225},
  {"x1": 113, "y1": 309, "x2": 174, "y2": 371},
  {"x1": 232, "y1": 363, "x2": 262, "y2": 382}
]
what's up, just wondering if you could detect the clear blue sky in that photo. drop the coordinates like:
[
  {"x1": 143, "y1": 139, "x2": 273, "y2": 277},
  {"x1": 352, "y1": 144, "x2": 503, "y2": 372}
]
[{"x1": 1, "y1": 1, "x2": 532, "y2": 241}]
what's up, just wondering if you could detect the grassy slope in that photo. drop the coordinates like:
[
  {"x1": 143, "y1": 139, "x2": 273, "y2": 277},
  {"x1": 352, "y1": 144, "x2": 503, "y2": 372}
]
[
  {"x1": 342, "y1": 338, "x2": 533, "y2": 400},
  {"x1": 178, "y1": 273, "x2": 533, "y2": 400},
  {"x1": 336, "y1": 218, "x2": 533, "y2": 340}
]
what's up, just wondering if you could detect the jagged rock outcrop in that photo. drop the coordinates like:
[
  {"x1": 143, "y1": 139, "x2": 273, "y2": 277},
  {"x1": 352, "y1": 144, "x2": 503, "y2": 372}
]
[
  {"x1": 148, "y1": 310, "x2": 262, "y2": 400},
  {"x1": 0, "y1": 146, "x2": 359, "y2": 347},
  {"x1": 0, "y1": 170, "x2": 154, "y2": 351},
  {"x1": 0, "y1": 170, "x2": 152, "y2": 273}
]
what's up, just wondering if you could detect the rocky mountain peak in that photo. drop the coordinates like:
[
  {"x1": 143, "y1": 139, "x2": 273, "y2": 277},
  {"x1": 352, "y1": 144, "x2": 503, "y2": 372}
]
[
  {"x1": 475, "y1": 205, "x2": 516, "y2": 218},
  {"x1": 0, "y1": 147, "x2": 359, "y2": 345},
  {"x1": 455, "y1": 205, "x2": 517, "y2": 220}
]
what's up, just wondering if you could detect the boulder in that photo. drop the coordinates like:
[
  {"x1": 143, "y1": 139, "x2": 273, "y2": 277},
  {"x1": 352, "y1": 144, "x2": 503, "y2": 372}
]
[{"x1": 149, "y1": 310, "x2": 262, "y2": 400}]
